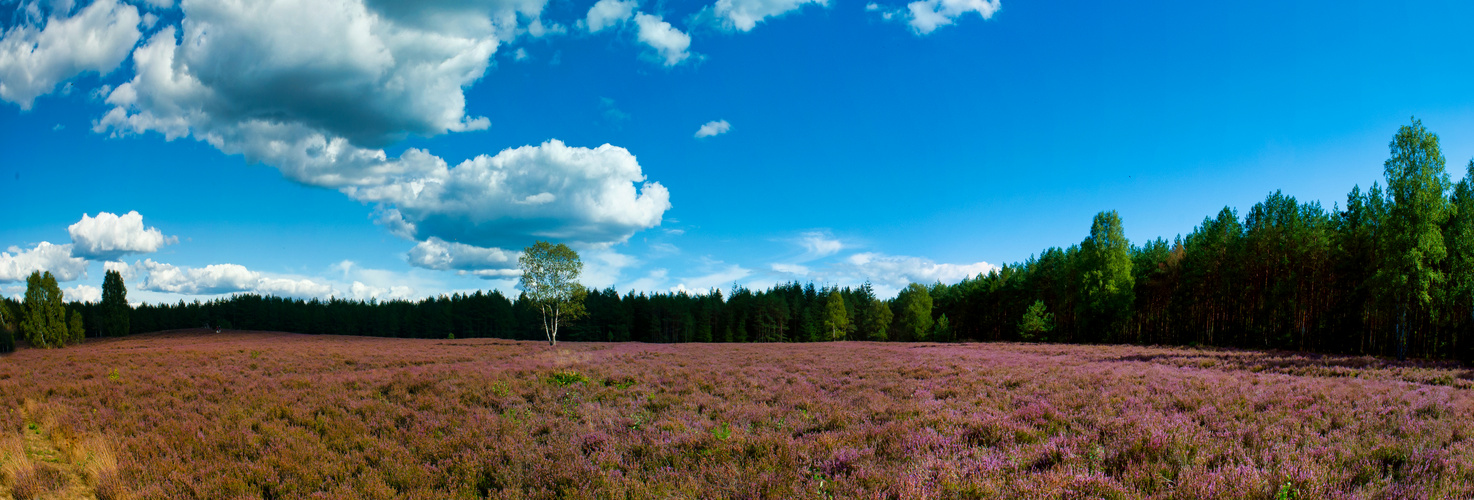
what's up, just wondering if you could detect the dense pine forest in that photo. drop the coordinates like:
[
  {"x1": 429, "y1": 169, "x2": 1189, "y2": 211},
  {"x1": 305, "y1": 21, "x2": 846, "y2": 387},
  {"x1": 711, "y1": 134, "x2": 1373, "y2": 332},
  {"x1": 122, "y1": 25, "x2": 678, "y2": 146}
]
[{"x1": 2, "y1": 120, "x2": 1472, "y2": 362}]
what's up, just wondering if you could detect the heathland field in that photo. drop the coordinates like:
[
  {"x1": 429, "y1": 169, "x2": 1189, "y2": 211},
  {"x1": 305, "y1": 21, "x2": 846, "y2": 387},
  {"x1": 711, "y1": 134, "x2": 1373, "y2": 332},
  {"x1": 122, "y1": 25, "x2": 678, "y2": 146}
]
[{"x1": 1, "y1": 332, "x2": 1472, "y2": 499}]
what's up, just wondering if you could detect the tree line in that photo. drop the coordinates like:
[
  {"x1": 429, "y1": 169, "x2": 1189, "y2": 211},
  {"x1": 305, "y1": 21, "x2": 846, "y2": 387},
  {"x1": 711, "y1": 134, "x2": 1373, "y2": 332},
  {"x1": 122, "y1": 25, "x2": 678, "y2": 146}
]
[{"x1": 0, "y1": 119, "x2": 1469, "y2": 362}]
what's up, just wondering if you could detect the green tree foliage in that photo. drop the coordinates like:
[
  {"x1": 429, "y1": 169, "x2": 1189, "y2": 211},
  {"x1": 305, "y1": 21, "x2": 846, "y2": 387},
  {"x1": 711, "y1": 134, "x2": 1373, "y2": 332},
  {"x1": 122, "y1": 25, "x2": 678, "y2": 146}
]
[
  {"x1": 892, "y1": 283, "x2": 934, "y2": 342},
  {"x1": 864, "y1": 298, "x2": 892, "y2": 342},
  {"x1": 0, "y1": 299, "x2": 14, "y2": 353},
  {"x1": 823, "y1": 289, "x2": 850, "y2": 341},
  {"x1": 1078, "y1": 211, "x2": 1134, "y2": 342},
  {"x1": 21, "y1": 271, "x2": 70, "y2": 348},
  {"x1": 1018, "y1": 300, "x2": 1054, "y2": 341},
  {"x1": 101, "y1": 269, "x2": 130, "y2": 337},
  {"x1": 518, "y1": 241, "x2": 587, "y2": 346},
  {"x1": 1446, "y1": 160, "x2": 1474, "y2": 361},
  {"x1": 933, "y1": 313, "x2": 952, "y2": 342},
  {"x1": 67, "y1": 310, "x2": 84, "y2": 344},
  {"x1": 1378, "y1": 118, "x2": 1452, "y2": 359}
]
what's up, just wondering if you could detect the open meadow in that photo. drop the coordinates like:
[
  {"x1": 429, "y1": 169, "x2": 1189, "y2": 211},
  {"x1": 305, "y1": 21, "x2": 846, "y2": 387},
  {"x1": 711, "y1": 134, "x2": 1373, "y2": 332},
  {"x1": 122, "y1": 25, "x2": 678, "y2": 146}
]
[{"x1": 1, "y1": 330, "x2": 1472, "y2": 499}]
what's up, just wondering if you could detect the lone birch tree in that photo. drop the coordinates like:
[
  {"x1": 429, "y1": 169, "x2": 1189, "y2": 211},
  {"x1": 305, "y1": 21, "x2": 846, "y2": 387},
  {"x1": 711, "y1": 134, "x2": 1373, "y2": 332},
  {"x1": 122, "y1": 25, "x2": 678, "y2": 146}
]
[{"x1": 518, "y1": 241, "x2": 586, "y2": 346}]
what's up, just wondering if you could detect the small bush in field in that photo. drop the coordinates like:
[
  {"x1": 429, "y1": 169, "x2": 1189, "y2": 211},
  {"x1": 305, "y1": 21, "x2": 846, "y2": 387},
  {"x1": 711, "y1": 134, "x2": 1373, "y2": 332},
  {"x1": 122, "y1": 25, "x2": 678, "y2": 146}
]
[{"x1": 547, "y1": 370, "x2": 587, "y2": 386}]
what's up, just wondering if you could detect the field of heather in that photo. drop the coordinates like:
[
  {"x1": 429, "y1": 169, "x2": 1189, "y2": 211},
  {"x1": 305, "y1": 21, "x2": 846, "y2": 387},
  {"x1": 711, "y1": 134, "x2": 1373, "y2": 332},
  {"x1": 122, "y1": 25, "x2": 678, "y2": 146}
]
[{"x1": 1, "y1": 331, "x2": 1472, "y2": 499}]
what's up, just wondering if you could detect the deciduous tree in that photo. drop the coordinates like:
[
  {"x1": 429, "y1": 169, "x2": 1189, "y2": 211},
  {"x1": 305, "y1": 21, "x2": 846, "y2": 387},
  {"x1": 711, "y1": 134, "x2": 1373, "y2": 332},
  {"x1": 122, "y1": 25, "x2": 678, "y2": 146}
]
[{"x1": 518, "y1": 241, "x2": 587, "y2": 346}]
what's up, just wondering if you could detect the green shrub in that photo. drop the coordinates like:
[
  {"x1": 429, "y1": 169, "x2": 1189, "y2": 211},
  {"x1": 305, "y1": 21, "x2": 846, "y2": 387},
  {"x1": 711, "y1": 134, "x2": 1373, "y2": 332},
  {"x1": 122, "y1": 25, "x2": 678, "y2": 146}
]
[{"x1": 548, "y1": 371, "x2": 588, "y2": 386}]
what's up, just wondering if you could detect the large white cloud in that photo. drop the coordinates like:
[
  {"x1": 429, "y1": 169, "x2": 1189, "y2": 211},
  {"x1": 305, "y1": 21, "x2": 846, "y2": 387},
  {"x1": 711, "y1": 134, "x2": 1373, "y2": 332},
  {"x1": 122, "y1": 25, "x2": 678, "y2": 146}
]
[
  {"x1": 633, "y1": 13, "x2": 691, "y2": 67},
  {"x1": 711, "y1": 0, "x2": 826, "y2": 32},
  {"x1": 0, "y1": 0, "x2": 142, "y2": 109},
  {"x1": 347, "y1": 140, "x2": 670, "y2": 249},
  {"x1": 67, "y1": 210, "x2": 176, "y2": 260},
  {"x1": 906, "y1": 0, "x2": 999, "y2": 34},
  {"x1": 0, "y1": 242, "x2": 89, "y2": 282},
  {"x1": 91, "y1": 3, "x2": 672, "y2": 254}
]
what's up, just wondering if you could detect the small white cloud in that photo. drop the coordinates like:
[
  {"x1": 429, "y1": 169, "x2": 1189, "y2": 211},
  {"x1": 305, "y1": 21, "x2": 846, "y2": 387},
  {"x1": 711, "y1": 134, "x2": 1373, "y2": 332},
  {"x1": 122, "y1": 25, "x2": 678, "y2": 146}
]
[
  {"x1": 585, "y1": 0, "x2": 637, "y2": 32},
  {"x1": 712, "y1": 0, "x2": 827, "y2": 32},
  {"x1": 865, "y1": 2, "x2": 880, "y2": 10},
  {"x1": 626, "y1": 268, "x2": 669, "y2": 292},
  {"x1": 349, "y1": 281, "x2": 415, "y2": 301},
  {"x1": 131, "y1": 259, "x2": 336, "y2": 298},
  {"x1": 676, "y1": 261, "x2": 750, "y2": 293},
  {"x1": 694, "y1": 119, "x2": 731, "y2": 138},
  {"x1": 513, "y1": 47, "x2": 530, "y2": 61},
  {"x1": 0, "y1": 242, "x2": 88, "y2": 282},
  {"x1": 64, "y1": 284, "x2": 101, "y2": 303},
  {"x1": 799, "y1": 231, "x2": 843, "y2": 257},
  {"x1": 836, "y1": 252, "x2": 996, "y2": 297},
  {"x1": 68, "y1": 210, "x2": 176, "y2": 260},
  {"x1": 771, "y1": 262, "x2": 809, "y2": 275},
  {"x1": 634, "y1": 13, "x2": 692, "y2": 67},
  {"x1": 0, "y1": 0, "x2": 142, "y2": 109},
  {"x1": 404, "y1": 237, "x2": 521, "y2": 278},
  {"x1": 906, "y1": 0, "x2": 999, "y2": 34},
  {"x1": 581, "y1": 248, "x2": 637, "y2": 290}
]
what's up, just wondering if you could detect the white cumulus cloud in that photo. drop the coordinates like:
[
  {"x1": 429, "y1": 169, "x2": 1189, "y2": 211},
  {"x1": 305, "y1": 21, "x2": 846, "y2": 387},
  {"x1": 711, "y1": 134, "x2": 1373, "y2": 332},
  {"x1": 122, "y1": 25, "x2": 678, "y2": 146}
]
[
  {"x1": 585, "y1": 0, "x2": 637, "y2": 32},
  {"x1": 345, "y1": 139, "x2": 670, "y2": 249},
  {"x1": 67, "y1": 210, "x2": 176, "y2": 260},
  {"x1": 0, "y1": 0, "x2": 142, "y2": 109},
  {"x1": 64, "y1": 284, "x2": 102, "y2": 303},
  {"x1": 133, "y1": 259, "x2": 334, "y2": 298},
  {"x1": 799, "y1": 231, "x2": 842, "y2": 256},
  {"x1": 0, "y1": 242, "x2": 88, "y2": 282},
  {"x1": 712, "y1": 0, "x2": 827, "y2": 32},
  {"x1": 89, "y1": 2, "x2": 673, "y2": 252},
  {"x1": 694, "y1": 119, "x2": 730, "y2": 138},
  {"x1": 836, "y1": 252, "x2": 996, "y2": 297},
  {"x1": 633, "y1": 13, "x2": 691, "y2": 67},
  {"x1": 906, "y1": 0, "x2": 999, "y2": 34},
  {"x1": 405, "y1": 237, "x2": 521, "y2": 278}
]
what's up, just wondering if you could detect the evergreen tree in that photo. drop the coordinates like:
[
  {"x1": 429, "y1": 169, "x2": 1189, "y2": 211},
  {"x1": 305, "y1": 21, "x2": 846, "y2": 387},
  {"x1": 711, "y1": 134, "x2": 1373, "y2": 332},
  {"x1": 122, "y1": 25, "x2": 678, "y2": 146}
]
[
  {"x1": 1018, "y1": 299, "x2": 1055, "y2": 341},
  {"x1": 101, "y1": 269, "x2": 130, "y2": 337},
  {"x1": 67, "y1": 310, "x2": 84, "y2": 344},
  {"x1": 1446, "y1": 160, "x2": 1474, "y2": 361},
  {"x1": 21, "y1": 271, "x2": 69, "y2": 348}
]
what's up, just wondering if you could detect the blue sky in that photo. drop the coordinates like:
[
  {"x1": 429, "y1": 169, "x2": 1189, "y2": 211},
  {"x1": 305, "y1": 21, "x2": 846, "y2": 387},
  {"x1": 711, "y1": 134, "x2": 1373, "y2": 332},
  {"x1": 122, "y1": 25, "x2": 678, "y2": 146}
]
[{"x1": 2, "y1": 0, "x2": 1473, "y2": 304}]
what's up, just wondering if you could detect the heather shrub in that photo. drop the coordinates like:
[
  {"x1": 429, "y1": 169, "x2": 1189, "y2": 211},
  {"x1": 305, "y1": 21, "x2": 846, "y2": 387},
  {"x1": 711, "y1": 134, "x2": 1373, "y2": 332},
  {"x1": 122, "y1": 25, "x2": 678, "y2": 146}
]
[
  {"x1": 10, "y1": 462, "x2": 68, "y2": 499},
  {"x1": 2, "y1": 332, "x2": 1473, "y2": 497}
]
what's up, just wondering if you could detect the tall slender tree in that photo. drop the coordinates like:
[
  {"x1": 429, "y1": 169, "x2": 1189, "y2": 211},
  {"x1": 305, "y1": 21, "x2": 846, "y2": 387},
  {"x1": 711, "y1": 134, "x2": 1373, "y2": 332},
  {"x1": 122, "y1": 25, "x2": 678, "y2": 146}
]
[
  {"x1": 518, "y1": 241, "x2": 587, "y2": 346},
  {"x1": 1078, "y1": 210, "x2": 1134, "y2": 342},
  {"x1": 822, "y1": 289, "x2": 850, "y2": 340},
  {"x1": 101, "y1": 269, "x2": 130, "y2": 337},
  {"x1": 1378, "y1": 118, "x2": 1452, "y2": 359}
]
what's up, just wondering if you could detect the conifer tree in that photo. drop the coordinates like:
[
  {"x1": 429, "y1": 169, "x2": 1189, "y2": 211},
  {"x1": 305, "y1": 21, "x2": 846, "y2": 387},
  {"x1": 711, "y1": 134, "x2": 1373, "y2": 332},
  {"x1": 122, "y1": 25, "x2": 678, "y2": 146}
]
[{"x1": 101, "y1": 269, "x2": 130, "y2": 337}]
